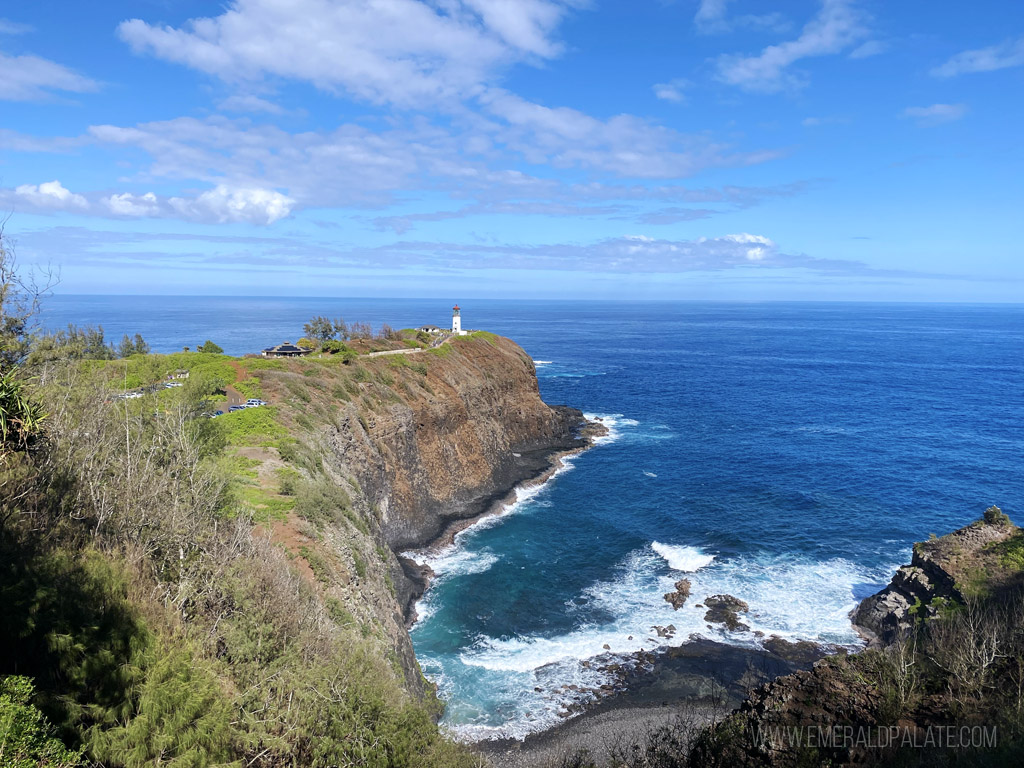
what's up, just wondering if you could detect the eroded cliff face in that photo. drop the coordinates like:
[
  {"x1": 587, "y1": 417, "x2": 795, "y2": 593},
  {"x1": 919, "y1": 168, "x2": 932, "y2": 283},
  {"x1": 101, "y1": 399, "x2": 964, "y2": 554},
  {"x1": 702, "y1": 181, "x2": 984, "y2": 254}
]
[
  {"x1": 322, "y1": 336, "x2": 585, "y2": 552},
  {"x1": 252, "y1": 334, "x2": 588, "y2": 697}
]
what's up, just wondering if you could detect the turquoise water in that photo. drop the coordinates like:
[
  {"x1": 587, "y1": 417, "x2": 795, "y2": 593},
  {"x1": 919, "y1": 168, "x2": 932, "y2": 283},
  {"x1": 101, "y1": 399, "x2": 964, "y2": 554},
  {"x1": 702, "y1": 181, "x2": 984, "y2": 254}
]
[{"x1": 42, "y1": 297, "x2": 1024, "y2": 740}]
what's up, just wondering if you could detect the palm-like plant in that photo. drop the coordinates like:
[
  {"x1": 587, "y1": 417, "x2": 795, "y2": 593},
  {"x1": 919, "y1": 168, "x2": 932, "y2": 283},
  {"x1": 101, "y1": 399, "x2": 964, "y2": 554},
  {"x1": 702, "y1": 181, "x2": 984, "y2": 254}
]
[{"x1": 0, "y1": 366, "x2": 47, "y2": 457}]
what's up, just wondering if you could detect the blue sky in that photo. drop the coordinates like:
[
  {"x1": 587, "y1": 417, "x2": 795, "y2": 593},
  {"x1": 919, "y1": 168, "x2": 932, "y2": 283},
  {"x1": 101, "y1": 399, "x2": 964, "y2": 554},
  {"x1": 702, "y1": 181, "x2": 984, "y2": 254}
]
[{"x1": 1, "y1": 0, "x2": 1021, "y2": 300}]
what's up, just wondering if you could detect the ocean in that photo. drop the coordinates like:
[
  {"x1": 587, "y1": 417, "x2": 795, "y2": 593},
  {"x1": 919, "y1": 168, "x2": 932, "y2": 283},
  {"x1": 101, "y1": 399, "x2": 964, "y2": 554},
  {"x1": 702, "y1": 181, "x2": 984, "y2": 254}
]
[{"x1": 40, "y1": 296, "x2": 1024, "y2": 740}]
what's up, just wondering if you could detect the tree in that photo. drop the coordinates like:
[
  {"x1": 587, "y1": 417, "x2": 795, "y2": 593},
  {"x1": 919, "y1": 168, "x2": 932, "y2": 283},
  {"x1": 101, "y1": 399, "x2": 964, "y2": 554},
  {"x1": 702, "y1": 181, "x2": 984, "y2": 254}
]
[
  {"x1": 303, "y1": 316, "x2": 336, "y2": 343},
  {"x1": 349, "y1": 322, "x2": 372, "y2": 340},
  {"x1": 29, "y1": 325, "x2": 113, "y2": 365},
  {"x1": 0, "y1": 676, "x2": 82, "y2": 768},
  {"x1": 1, "y1": 226, "x2": 55, "y2": 369},
  {"x1": 296, "y1": 337, "x2": 318, "y2": 350},
  {"x1": 333, "y1": 318, "x2": 349, "y2": 341},
  {"x1": 116, "y1": 333, "x2": 150, "y2": 358},
  {"x1": 197, "y1": 340, "x2": 223, "y2": 354}
]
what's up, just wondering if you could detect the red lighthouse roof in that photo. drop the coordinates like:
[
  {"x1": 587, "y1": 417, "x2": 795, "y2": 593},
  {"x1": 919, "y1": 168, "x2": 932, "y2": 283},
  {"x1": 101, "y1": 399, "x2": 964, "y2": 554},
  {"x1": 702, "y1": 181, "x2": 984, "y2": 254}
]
[{"x1": 453, "y1": 304, "x2": 460, "y2": 310}]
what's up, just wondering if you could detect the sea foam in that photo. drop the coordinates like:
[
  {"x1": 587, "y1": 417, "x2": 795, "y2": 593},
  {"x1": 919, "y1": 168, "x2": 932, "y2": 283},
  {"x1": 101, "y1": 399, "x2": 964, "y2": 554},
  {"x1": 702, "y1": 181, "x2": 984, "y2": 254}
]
[
  {"x1": 651, "y1": 542, "x2": 716, "y2": 572},
  {"x1": 433, "y1": 546, "x2": 889, "y2": 741}
]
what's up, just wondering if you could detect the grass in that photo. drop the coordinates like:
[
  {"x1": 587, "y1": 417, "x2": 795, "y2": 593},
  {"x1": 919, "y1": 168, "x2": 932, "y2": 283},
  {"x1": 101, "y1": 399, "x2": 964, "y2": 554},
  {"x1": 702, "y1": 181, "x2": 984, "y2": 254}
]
[
  {"x1": 991, "y1": 530, "x2": 1024, "y2": 571},
  {"x1": 236, "y1": 486, "x2": 295, "y2": 522},
  {"x1": 470, "y1": 330, "x2": 499, "y2": 343},
  {"x1": 224, "y1": 453, "x2": 261, "y2": 480},
  {"x1": 240, "y1": 358, "x2": 286, "y2": 372},
  {"x1": 299, "y1": 546, "x2": 332, "y2": 584},
  {"x1": 234, "y1": 377, "x2": 262, "y2": 400},
  {"x1": 352, "y1": 551, "x2": 367, "y2": 580},
  {"x1": 218, "y1": 406, "x2": 288, "y2": 447}
]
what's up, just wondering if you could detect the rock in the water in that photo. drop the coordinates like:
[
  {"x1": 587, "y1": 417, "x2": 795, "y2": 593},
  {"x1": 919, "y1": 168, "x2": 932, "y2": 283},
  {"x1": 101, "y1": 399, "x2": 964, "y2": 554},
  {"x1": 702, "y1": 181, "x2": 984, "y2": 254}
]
[
  {"x1": 663, "y1": 578, "x2": 692, "y2": 610},
  {"x1": 704, "y1": 594, "x2": 750, "y2": 632}
]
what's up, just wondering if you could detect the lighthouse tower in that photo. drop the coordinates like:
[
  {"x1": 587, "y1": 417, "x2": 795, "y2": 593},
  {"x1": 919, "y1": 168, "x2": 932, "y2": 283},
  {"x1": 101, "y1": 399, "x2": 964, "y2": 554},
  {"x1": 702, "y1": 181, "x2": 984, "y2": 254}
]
[{"x1": 451, "y1": 304, "x2": 463, "y2": 335}]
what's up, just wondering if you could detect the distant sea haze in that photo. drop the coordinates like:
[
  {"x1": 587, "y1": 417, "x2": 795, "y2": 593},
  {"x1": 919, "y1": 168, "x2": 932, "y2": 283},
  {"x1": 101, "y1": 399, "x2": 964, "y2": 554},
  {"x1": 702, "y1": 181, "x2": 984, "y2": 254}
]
[{"x1": 44, "y1": 296, "x2": 1024, "y2": 739}]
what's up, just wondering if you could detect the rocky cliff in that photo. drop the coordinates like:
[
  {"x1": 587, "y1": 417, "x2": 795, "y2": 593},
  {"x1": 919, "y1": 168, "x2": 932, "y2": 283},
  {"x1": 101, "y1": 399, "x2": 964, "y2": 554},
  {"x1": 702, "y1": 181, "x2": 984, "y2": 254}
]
[
  {"x1": 853, "y1": 509, "x2": 1017, "y2": 645},
  {"x1": 690, "y1": 509, "x2": 1023, "y2": 767},
  {"x1": 246, "y1": 333, "x2": 590, "y2": 697}
]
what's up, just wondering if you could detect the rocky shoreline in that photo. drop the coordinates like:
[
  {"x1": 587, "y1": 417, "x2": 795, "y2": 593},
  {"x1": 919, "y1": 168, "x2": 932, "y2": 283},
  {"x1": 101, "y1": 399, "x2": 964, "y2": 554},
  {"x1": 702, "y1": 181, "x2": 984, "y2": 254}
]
[
  {"x1": 479, "y1": 636, "x2": 830, "y2": 767},
  {"x1": 399, "y1": 415, "x2": 609, "y2": 625}
]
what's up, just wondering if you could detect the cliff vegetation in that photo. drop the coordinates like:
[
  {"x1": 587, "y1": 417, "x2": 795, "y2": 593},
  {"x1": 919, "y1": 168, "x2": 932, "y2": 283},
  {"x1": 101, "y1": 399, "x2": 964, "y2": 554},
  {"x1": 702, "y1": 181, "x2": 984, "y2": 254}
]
[{"x1": 1, "y1": 238, "x2": 585, "y2": 767}]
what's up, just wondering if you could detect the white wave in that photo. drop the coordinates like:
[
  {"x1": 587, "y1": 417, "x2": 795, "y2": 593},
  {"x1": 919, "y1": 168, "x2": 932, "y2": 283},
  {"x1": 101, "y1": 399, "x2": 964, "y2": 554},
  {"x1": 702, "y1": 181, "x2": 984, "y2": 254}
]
[
  {"x1": 652, "y1": 542, "x2": 715, "y2": 572},
  {"x1": 532, "y1": 360, "x2": 553, "y2": 365},
  {"x1": 432, "y1": 548, "x2": 885, "y2": 741},
  {"x1": 583, "y1": 412, "x2": 634, "y2": 446},
  {"x1": 643, "y1": 471, "x2": 657, "y2": 478},
  {"x1": 419, "y1": 547, "x2": 499, "y2": 580}
]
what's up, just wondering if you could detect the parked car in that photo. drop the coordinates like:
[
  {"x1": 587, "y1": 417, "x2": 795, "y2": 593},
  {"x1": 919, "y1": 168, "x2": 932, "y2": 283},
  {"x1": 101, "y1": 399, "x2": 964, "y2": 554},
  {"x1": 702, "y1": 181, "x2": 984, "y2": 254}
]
[
  {"x1": 245, "y1": 398, "x2": 268, "y2": 406},
  {"x1": 228, "y1": 405, "x2": 247, "y2": 412}
]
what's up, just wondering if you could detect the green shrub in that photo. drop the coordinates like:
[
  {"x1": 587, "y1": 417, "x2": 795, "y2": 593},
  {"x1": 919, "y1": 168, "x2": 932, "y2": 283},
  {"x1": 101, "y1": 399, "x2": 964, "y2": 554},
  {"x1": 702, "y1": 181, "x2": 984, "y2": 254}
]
[
  {"x1": 984, "y1": 505, "x2": 1011, "y2": 526},
  {"x1": 0, "y1": 676, "x2": 82, "y2": 768},
  {"x1": 293, "y1": 478, "x2": 352, "y2": 529},
  {"x1": 234, "y1": 376, "x2": 262, "y2": 400},
  {"x1": 218, "y1": 406, "x2": 287, "y2": 447},
  {"x1": 325, "y1": 598, "x2": 355, "y2": 628},
  {"x1": 299, "y1": 546, "x2": 332, "y2": 584},
  {"x1": 275, "y1": 466, "x2": 301, "y2": 496},
  {"x1": 242, "y1": 358, "x2": 286, "y2": 372},
  {"x1": 353, "y1": 552, "x2": 367, "y2": 580},
  {"x1": 88, "y1": 640, "x2": 236, "y2": 768}
]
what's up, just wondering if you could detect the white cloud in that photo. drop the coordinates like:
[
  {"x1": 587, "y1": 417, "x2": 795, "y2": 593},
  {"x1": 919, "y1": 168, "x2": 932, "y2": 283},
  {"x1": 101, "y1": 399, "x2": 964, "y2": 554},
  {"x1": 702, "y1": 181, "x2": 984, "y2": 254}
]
[
  {"x1": 5, "y1": 182, "x2": 292, "y2": 225},
  {"x1": 694, "y1": 0, "x2": 785, "y2": 35},
  {"x1": 12, "y1": 180, "x2": 89, "y2": 211},
  {"x1": 0, "y1": 18, "x2": 32, "y2": 35},
  {"x1": 695, "y1": 0, "x2": 731, "y2": 33},
  {"x1": 801, "y1": 115, "x2": 850, "y2": 127},
  {"x1": 118, "y1": 0, "x2": 579, "y2": 107},
  {"x1": 104, "y1": 192, "x2": 161, "y2": 217},
  {"x1": 715, "y1": 0, "x2": 866, "y2": 93},
  {"x1": 931, "y1": 37, "x2": 1024, "y2": 77},
  {"x1": 481, "y1": 90, "x2": 779, "y2": 177},
  {"x1": 168, "y1": 185, "x2": 295, "y2": 225},
  {"x1": 901, "y1": 103, "x2": 967, "y2": 126},
  {"x1": 652, "y1": 78, "x2": 689, "y2": 103},
  {"x1": 369, "y1": 232, "x2": 887, "y2": 274},
  {"x1": 849, "y1": 39, "x2": 885, "y2": 59},
  {"x1": 217, "y1": 94, "x2": 285, "y2": 114},
  {"x1": 0, "y1": 50, "x2": 100, "y2": 101}
]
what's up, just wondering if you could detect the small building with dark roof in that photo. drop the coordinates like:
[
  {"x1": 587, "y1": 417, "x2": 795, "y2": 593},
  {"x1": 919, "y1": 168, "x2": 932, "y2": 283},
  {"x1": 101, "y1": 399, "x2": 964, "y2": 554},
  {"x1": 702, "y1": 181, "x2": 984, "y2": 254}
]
[
  {"x1": 262, "y1": 341, "x2": 313, "y2": 358},
  {"x1": 418, "y1": 324, "x2": 443, "y2": 334}
]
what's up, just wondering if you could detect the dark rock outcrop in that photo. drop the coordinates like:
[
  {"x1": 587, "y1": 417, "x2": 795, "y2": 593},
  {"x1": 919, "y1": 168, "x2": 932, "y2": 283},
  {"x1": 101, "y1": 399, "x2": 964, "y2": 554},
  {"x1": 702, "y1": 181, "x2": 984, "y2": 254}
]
[
  {"x1": 704, "y1": 594, "x2": 750, "y2": 632},
  {"x1": 853, "y1": 515, "x2": 1016, "y2": 645},
  {"x1": 663, "y1": 578, "x2": 691, "y2": 610}
]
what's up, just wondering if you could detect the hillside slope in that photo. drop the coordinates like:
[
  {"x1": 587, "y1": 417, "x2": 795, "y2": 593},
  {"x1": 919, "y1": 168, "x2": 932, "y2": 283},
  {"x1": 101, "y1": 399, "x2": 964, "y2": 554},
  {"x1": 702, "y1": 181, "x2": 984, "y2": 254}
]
[{"x1": 2, "y1": 331, "x2": 589, "y2": 767}]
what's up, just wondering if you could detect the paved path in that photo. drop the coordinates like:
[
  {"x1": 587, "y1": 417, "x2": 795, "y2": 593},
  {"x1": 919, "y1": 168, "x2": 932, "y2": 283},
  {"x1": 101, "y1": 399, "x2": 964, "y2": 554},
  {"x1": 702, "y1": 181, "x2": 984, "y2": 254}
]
[{"x1": 363, "y1": 332, "x2": 452, "y2": 358}]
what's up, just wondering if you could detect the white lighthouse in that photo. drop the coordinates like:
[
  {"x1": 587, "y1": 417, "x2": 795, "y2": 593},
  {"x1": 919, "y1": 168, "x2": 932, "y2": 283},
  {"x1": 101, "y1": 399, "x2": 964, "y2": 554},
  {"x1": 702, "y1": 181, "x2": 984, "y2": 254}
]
[{"x1": 451, "y1": 304, "x2": 464, "y2": 335}]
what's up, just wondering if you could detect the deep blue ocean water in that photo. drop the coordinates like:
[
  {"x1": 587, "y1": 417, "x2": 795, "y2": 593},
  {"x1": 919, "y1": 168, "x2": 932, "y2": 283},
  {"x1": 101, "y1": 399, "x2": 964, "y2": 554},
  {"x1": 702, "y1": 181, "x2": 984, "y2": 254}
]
[{"x1": 42, "y1": 297, "x2": 1024, "y2": 739}]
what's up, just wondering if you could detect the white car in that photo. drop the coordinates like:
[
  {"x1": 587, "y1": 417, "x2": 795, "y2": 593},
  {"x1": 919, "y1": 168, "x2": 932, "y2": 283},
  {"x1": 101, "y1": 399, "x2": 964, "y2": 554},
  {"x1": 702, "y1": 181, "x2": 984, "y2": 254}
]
[{"x1": 245, "y1": 398, "x2": 268, "y2": 406}]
